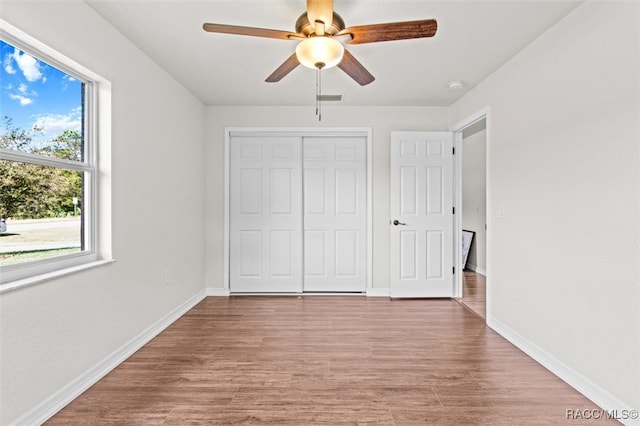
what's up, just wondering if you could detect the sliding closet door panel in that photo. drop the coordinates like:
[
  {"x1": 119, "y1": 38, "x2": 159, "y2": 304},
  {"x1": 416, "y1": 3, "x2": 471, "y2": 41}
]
[
  {"x1": 230, "y1": 136, "x2": 303, "y2": 292},
  {"x1": 303, "y1": 137, "x2": 367, "y2": 292}
]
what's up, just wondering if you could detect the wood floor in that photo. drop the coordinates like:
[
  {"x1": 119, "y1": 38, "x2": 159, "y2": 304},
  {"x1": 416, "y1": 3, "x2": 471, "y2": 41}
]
[
  {"x1": 459, "y1": 270, "x2": 486, "y2": 319},
  {"x1": 48, "y1": 296, "x2": 613, "y2": 425}
]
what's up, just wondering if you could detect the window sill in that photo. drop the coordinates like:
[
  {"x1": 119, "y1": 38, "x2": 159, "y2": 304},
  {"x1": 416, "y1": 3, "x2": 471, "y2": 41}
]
[{"x1": 0, "y1": 259, "x2": 115, "y2": 295}]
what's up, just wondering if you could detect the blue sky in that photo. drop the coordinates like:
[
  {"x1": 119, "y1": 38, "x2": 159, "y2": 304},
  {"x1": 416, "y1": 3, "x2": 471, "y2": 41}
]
[{"x1": 0, "y1": 39, "x2": 82, "y2": 144}]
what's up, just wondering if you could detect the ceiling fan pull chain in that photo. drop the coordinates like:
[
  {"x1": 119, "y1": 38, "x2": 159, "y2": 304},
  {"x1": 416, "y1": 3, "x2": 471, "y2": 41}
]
[
  {"x1": 316, "y1": 67, "x2": 322, "y2": 122},
  {"x1": 319, "y1": 67, "x2": 322, "y2": 121}
]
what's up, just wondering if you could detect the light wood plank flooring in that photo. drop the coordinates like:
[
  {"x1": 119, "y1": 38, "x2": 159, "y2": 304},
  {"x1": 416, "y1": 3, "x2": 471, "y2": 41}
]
[
  {"x1": 459, "y1": 270, "x2": 486, "y2": 319},
  {"x1": 48, "y1": 297, "x2": 612, "y2": 425}
]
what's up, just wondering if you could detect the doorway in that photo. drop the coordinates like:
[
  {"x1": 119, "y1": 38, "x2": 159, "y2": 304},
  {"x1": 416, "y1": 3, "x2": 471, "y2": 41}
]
[{"x1": 453, "y1": 110, "x2": 489, "y2": 319}]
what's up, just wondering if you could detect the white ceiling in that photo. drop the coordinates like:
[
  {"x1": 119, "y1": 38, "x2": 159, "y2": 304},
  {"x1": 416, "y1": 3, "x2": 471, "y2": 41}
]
[{"x1": 85, "y1": 0, "x2": 583, "y2": 107}]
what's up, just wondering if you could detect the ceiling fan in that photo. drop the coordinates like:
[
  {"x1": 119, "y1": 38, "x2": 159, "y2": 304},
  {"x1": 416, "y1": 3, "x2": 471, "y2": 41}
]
[{"x1": 202, "y1": 0, "x2": 437, "y2": 86}]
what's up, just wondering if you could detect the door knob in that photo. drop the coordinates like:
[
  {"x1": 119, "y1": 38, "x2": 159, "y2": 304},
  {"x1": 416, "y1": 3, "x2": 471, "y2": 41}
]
[{"x1": 392, "y1": 220, "x2": 407, "y2": 226}]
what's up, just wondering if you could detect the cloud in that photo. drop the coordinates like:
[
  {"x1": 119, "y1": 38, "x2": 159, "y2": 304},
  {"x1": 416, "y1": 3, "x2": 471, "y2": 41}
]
[
  {"x1": 60, "y1": 74, "x2": 76, "y2": 90},
  {"x1": 3, "y1": 54, "x2": 16, "y2": 74},
  {"x1": 9, "y1": 93, "x2": 33, "y2": 106},
  {"x1": 11, "y1": 48, "x2": 43, "y2": 82},
  {"x1": 7, "y1": 82, "x2": 37, "y2": 106},
  {"x1": 32, "y1": 110, "x2": 82, "y2": 139}
]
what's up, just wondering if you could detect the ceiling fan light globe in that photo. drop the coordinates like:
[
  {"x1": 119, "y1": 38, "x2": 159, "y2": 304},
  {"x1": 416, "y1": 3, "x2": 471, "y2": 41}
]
[{"x1": 296, "y1": 36, "x2": 344, "y2": 69}]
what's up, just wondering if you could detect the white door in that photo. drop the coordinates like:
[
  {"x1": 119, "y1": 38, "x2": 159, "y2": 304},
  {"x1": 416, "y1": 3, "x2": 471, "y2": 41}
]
[
  {"x1": 390, "y1": 131, "x2": 454, "y2": 297},
  {"x1": 229, "y1": 136, "x2": 303, "y2": 292},
  {"x1": 303, "y1": 137, "x2": 367, "y2": 292}
]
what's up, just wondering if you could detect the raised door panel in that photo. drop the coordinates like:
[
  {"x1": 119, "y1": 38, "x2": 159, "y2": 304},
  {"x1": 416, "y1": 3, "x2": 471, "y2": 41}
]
[
  {"x1": 400, "y1": 230, "x2": 417, "y2": 280},
  {"x1": 304, "y1": 169, "x2": 326, "y2": 214},
  {"x1": 335, "y1": 230, "x2": 357, "y2": 276},
  {"x1": 238, "y1": 230, "x2": 262, "y2": 277},
  {"x1": 335, "y1": 169, "x2": 358, "y2": 215},
  {"x1": 239, "y1": 169, "x2": 262, "y2": 215},
  {"x1": 304, "y1": 230, "x2": 326, "y2": 277}
]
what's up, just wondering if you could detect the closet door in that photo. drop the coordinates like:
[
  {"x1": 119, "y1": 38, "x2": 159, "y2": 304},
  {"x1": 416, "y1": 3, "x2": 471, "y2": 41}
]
[
  {"x1": 303, "y1": 137, "x2": 367, "y2": 292},
  {"x1": 229, "y1": 136, "x2": 303, "y2": 293}
]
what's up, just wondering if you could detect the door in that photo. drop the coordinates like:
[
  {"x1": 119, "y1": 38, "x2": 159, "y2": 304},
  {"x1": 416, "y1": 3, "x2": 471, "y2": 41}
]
[
  {"x1": 228, "y1": 132, "x2": 368, "y2": 293},
  {"x1": 390, "y1": 131, "x2": 454, "y2": 297},
  {"x1": 303, "y1": 137, "x2": 367, "y2": 292},
  {"x1": 229, "y1": 136, "x2": 303, "y2": 292}
]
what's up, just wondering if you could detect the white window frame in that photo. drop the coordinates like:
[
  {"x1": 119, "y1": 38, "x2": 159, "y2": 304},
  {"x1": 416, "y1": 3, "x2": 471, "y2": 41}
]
[{"x1": 0, "y1": 20, "x2": 112, "y2": 292}]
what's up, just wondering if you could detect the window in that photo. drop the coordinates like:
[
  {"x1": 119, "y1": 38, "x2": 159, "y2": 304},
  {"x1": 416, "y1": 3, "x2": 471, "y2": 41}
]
[{"x1": 0, "y1": 24, "x2": 108, "y2": 288}]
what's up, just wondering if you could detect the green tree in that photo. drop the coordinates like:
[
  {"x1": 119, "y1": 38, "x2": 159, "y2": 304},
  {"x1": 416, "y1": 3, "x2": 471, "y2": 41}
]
[
  {"x1": 0, "y1": 116, "x2": 34, "y2": 151},
  {"x1": 41, "y1": 129, "x2": 82, "y2": 161},
  {"x1": 0, "y1": 116, "x2": 83, "y2": 219}
]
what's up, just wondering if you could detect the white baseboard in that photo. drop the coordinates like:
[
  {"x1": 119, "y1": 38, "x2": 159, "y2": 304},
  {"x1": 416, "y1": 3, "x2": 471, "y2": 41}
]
[
  {"x1": 11, "y1": 289, "x2": 207, "y2": 426},
  {"x1": 488, "y1": 315, "x2": 638, "y2": 426},
  {"x1": 367, "y1": 287, "x2": 390, "y2": 297},
  {"x1": 466, "y1": 263, "x2": 486, "y2": 276},
  {"x1": 206, "y1": 287, "x2": 230, "y2": 296},
  {"x1": 207, "y1": 287, "x2": 388, "y2": 297}
]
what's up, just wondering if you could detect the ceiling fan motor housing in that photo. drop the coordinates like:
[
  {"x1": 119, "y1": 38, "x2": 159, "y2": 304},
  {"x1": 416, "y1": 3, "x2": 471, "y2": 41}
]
[{"x1": 296, "y1": 12, "x2": 345, "y2": 36}]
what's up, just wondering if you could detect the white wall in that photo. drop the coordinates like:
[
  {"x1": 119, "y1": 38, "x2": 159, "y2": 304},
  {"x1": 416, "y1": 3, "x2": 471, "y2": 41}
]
[
  {"x1": 461, "y1": 123, "x2": 486, "y2": 272},
  {"x1": 204, "y1": 106, "x2": 449, "y2": 290},
  {"x1": 2, "y1": 0, "x2": 637, "y2": 423},
  {"x1": 450, "y1": 0, "x2": 639, "y2": 412},
  {"x1": 0, "y1": 2, "x2": 207, "y2": 424}
]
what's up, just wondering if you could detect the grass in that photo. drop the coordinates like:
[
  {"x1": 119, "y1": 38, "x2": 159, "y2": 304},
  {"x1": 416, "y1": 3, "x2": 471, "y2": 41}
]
[
  {"x1": 0, "y1": 217, "x2": 82, "y2": 267},
  {"x1": 0, "y1": 248, "x2": 81, "y2": 266}
]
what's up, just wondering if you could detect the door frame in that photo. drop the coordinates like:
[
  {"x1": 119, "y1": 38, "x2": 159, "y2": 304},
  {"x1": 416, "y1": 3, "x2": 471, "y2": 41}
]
[
  {"x1": 223, "y1": 127, "x2": 373, "y2": 294},
  {"x1": 450, "y1": 107, "x2": 491, "y2": 318}
]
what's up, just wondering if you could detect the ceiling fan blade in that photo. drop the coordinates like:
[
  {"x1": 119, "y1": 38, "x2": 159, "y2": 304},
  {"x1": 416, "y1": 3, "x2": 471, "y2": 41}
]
[
  {"x1": 203, "y1": 23, "x2": 302, "y2": 40},
  {"x1": 337, "y1": 19, "x2": 437, "y2": 44},
  {"x1": 265, "y1": 53, "x2": 301, "y2": 82},
  {"x1": 307, "y1": 0, "x2": 333, "y2": 33},
  {"x1": 338, "y1": 49, "x2": 375, "y2": 86}
]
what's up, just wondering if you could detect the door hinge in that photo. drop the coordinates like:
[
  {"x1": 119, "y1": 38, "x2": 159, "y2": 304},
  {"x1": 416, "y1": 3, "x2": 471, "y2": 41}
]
[
  {"x1": 452, "y1": 206, "x2": 455, "y2": 214},
  {"x1": 452, "y1": 266, "x2": 455, "y2": 275},
  {"x1": 452, "y1": 147, "x2": 455, "y2": 155}
]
